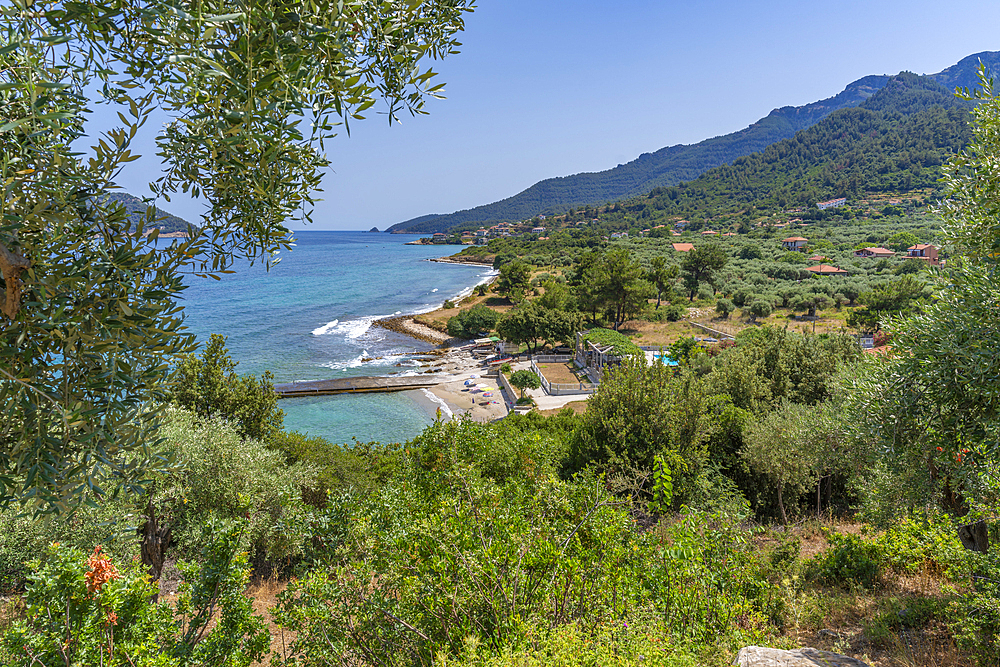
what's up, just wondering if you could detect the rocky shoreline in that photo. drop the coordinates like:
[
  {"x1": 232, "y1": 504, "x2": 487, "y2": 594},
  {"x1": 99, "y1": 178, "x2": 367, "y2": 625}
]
[
  {"x1": 428, "y1": 257, "x2": 494, "y2": 267},
  {"x1": 374, "y1": 315, "x2": 458, "y2": 346}
]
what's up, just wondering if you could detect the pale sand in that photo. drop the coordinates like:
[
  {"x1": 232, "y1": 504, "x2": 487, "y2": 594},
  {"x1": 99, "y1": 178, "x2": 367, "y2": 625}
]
[{"x1": 424, "y1": 346, "x2": 509, "y2": 422}]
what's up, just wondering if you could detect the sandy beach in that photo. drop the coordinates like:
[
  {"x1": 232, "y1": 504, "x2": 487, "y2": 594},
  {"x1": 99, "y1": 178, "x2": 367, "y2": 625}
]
[{"x1": 416, "y1": 344, "x2": 510, "y2": 423}]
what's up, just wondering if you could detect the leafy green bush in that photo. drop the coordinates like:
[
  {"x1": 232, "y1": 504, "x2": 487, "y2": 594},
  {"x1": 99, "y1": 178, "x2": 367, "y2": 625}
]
[
  {"x1": 0, "y1": 524, "x2": 268, "y2": 667},
  {"x1": 0, "y1": 502, "x2": 142, "y2": 595},
  {"x1": 154, "y1": 408, "x2": 317, "y2": 570},
  {"x1": 580, "y1": 328, "x2": 642, "y2": 357},
  {"x1": 269, "y1": 430, "x2": 404, "y2": 503},
  {"x1": 274, "y1": 460, "x2": 774, "y2": 666},
  {"x1": 950, "y1": 551, "x2": 1000, "y2": 663},
  {"x1": 869, "y1": 511, "x2": 969, "y2": 579},
  {"x1": 171, "y1": 333, "x2": 284, "y2": 442},
  {"x1": 664, "y1": 303, "x2": 686, "y2": 321},
  {"x1": 447, "y1": 303, "x2": 502, "y2": 339},
  {"x1": 806, "y1": 532, "x2": 882, "y2": 590},
  {"x1": 864, "y1": 595, "x2": 950, "y2": 647}
]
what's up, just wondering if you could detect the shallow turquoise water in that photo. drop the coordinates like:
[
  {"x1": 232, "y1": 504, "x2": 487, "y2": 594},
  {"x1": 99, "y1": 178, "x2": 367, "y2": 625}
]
[{"x1": 179, "y1": 231, "x2": 493, "y2": 444}]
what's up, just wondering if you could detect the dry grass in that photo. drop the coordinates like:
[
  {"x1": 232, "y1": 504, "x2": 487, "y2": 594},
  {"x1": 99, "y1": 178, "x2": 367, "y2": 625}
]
[
  {"x1": 248, "y1": 575, "x2": 293, "y2": 667},
  {"x1": 537, "y1": 400, "x2": 589, "y2": 417},
  {"x1": 536, "y1": 362, "x2": 582, "y2": 384},
  {"x1": 746, "y1": 520, "x2": 973, "y2": 667}
]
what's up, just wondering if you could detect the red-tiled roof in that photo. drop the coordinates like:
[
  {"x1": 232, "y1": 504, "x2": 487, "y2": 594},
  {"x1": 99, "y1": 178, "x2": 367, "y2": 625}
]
[
  {"x1": 805, "y1": 264, "x2": 848, "y2": 274},
  {"x1": 672, "y1": 243, "x2": 695, "y2": 252},
  {"x1": 782, "y1": 236, "x2": 808, "y2": 242}
]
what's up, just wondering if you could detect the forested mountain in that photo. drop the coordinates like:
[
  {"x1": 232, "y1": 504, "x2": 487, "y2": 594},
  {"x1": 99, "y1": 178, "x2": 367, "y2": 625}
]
[
  {"x1": 388, "y1": 51, "x2": 1000, "y2": 234},
  {"x1": 621, "y1": 73, "x2": 972, "y2": 223},
  {"x1": 105, "y1": 192, "x2": 193, "y2": 234}
]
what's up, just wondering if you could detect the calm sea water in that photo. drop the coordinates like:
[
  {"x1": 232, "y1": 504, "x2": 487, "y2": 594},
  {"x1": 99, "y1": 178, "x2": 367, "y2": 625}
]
[{"x1": 178, "y1": 231, "x2": 494, "y2": 444}]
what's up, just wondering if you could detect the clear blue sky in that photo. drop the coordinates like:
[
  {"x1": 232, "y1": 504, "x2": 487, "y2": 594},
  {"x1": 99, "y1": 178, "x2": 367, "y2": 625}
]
[{"x1": 110, "y1": 0, "x2": 1000, "y2": 230}]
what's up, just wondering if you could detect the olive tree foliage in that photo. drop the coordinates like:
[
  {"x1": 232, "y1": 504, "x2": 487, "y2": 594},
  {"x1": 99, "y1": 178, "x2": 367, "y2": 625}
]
[
  {"x1": 742, "y1": 400, "x2": 849, "y2": 524},
  {"x1": 569, "y1": 357, "x2": 710, "y2": 500},
  {"x1": 848, "y1": 67, "x2": 1000, "y2": 522},
  {"x1": 171, "y1": 334, "x2": 284, "y2": 443},
  {"x1": 0, "y1": 0, "x2": 472, "y2": 509},
  {"x1": 507, "y1": 369, "x2": 540, "y2": 400}
]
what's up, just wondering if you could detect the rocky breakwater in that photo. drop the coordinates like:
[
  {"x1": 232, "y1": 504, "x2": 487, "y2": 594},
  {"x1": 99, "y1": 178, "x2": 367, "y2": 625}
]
[
  {"x1": 374, "y1": 315, "x2": 456, "y2": 346},
  {"x1": 429, "y1": 256, "x2": 494, "y2": 267}
]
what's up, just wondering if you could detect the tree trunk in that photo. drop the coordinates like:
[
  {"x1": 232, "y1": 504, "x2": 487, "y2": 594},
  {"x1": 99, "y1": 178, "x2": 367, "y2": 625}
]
[
  {"x1": 777, "y1": 484, "x2": 788, "y2": 527},
  {"x1": 816, "y1": 477, "x2": 823, "y2": 518},
  {"x1": 139, "y1": 498, "x2": 172, "y2": 603},
  {"x1": 958, "y1": 520, "x2": 989, "y2": 553}
]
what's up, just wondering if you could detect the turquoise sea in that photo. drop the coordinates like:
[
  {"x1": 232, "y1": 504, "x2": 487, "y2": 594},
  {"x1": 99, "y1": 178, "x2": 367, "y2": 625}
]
[{"x1": 178, "y1": 231, "x2": 495, "y2": 444}]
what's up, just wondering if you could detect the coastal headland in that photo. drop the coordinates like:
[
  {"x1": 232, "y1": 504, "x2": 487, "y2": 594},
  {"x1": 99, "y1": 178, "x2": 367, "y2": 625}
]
[{"x1": 373, "y1": 315, "x2": 454, "y2": 344}]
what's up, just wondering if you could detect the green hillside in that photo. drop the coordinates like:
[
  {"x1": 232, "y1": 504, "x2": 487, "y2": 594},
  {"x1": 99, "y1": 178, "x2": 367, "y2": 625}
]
[
  {"x1": 104, "y1": 192, "x2": 194, "y2": 234},
  {"x1": 388, "y1": 75, "x2": 890, "y2": 233},
  {"x1": 616, "y1": 73, "x2": 972, "y2": 226},
  {"x1": 389, "y1": 51, "x2": 1000, "y2": 234}
]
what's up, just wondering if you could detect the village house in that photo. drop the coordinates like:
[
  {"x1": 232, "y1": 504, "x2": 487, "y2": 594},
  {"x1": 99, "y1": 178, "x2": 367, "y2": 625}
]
[
  {"x1": 817, "y1": 197, "x2": 847, "y2": 210},
  {"x1": 531, "y1": 226, "x2": 545, "y2": 234},
  {"x1": 907, "y1": 243, "x2": 940, "y2": 266},
  {"x1": 854, "y1": 247, "x2": 895, "y2": 259},
  {"x1": 781, "y1": 236, "x2": 808, "y2": 251},
  {"x1": 805, "y1": 264, "x2": 848, "y2": 275},
  {"x1": 672, "y1": 242, "x2": 694, "y2": 252}
]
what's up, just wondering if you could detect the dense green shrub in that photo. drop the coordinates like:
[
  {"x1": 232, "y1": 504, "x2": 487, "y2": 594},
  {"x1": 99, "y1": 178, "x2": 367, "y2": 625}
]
[
  {"x1": 154, "y1": 408, "x2": 317, "y2": 569},
  {"x1": 171, "y1": 333, "x2": 284, "y2": 441},
  {"x1": 580, "y1": 328, "x2": 642, "y2": 357},
  {"x1": 269, "y1": 430, "x2": 404, "y2": 502},
  {"x1": 869, "y1": 511, "x2": 969, "y2": 578},
  {"x1": 569, "y1": 358, "x2": 710, "y2": 498},
  {"x1": 0, "y1": 502, "x2": 140, "y2": 594},
  {"x1": 664, "y1": 303, "x2": 686, "y2": 321},
  {"x1": 273, "y1": 441, "x2": 775, "y2": 667},
  {"x1": 447, "y1": 303, "x2": 503, "y2": 339},
  {"x1": 0, "y1": 524, "x2": 268, "y2": 667},
  {"x1": 950, "y1": 551, "x2": 1000, "y2": 663},
  {"x1": 806, "y1": 532, "x2": 882, "y2": 590},
  {"x1": 864, "y1": 595, "x2": 951, "y2": 647}
]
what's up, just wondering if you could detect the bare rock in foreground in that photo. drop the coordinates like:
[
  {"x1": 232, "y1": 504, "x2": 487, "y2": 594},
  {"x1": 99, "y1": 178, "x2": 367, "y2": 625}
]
[{"x1": 734, "y1": 646, "x2": 870, "y2": 667}]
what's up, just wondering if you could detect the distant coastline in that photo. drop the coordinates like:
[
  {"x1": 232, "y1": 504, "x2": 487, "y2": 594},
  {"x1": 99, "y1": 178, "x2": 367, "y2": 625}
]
[{"x1": 428, "y1": 257, "x2": 493, "y2": 268}]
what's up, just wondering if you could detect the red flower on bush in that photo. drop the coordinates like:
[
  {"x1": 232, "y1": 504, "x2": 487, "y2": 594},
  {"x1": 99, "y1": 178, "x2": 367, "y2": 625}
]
[{"x1": 85, "y1": 546, "x2": 120, "y2": 594}]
